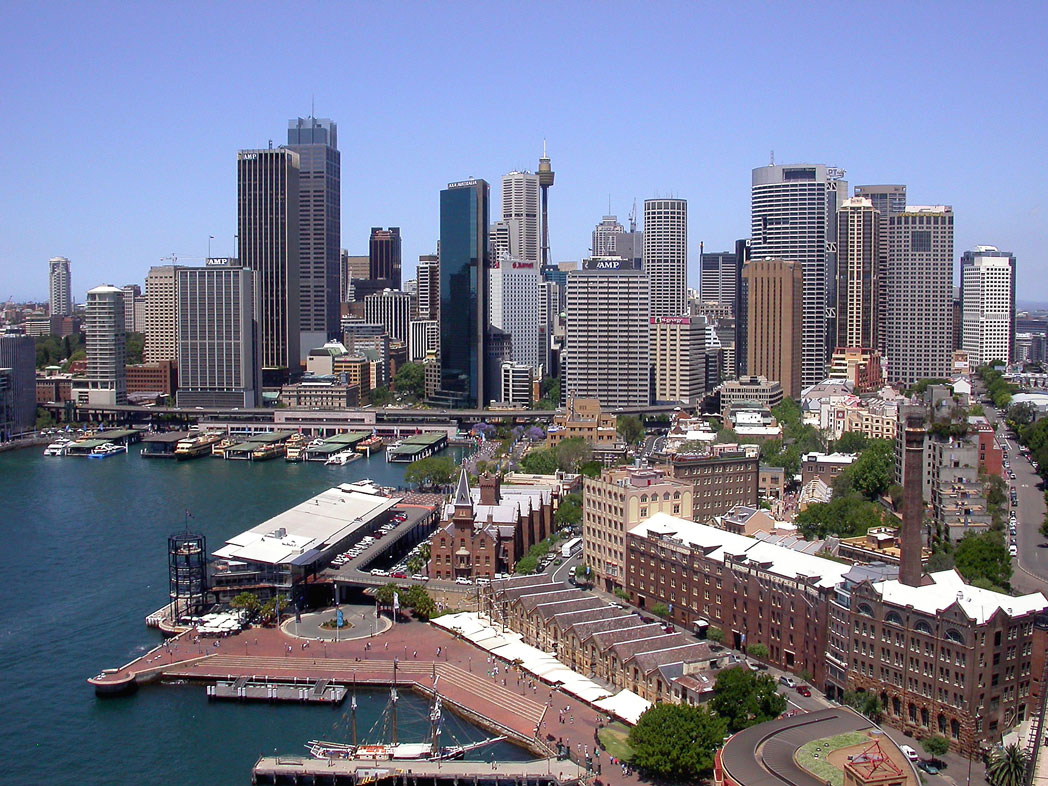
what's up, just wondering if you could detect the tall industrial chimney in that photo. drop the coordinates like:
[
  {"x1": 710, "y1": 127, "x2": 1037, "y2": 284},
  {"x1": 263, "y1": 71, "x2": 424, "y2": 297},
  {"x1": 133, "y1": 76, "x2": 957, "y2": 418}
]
[{"x1": 899, "y1": 405, "x2": 927, "y2": 587}]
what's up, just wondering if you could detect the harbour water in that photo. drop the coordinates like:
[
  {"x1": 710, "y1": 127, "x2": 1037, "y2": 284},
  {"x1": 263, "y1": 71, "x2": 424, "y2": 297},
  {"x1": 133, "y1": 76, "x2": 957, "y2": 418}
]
[{"x1": 0, "y1": 442, "x2": 527, "y2": 785}]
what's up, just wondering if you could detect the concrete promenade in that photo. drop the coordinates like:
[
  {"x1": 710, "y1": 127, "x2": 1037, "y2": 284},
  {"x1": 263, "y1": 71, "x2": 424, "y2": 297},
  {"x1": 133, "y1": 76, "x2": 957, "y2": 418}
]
[{"x1": 91, "y1": 616, "x2": 644, "y2": 786}]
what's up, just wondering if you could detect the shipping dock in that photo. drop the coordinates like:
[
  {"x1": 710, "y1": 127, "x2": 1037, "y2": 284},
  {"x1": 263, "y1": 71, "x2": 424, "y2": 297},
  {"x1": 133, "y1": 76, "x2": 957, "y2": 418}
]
[{"x1": 386, "y1": 433, "x2": 447, "y2": 463}]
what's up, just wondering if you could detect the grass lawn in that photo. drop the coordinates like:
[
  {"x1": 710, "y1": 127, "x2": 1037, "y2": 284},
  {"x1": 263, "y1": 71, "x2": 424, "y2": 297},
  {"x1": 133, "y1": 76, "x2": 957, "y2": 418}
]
[
  {"x1": 795, "y1": 732, "x2": 871, "y2": 786},
  {"x1": 598, "y1": 722, "x2": 634, "y2": 762}
]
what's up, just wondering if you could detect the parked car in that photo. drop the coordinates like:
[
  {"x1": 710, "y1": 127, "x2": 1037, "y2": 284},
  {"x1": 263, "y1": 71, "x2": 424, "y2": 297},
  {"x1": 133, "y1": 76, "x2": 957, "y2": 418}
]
[
  {"x1": 899, "y1": 745, "x2": 920, "y2": 763},
  {"x1": 795, "y1": 684, "x2": 812, "y2": 697},
  {"x1": 391, "y1": 571, "x2": 407, "y2": 579},
  {"x1": 779, "y1": 675, "x2": 797, "y2": 689},
  {"x1": 917, "y1": 761, "x2": 940, "y2": 775}
]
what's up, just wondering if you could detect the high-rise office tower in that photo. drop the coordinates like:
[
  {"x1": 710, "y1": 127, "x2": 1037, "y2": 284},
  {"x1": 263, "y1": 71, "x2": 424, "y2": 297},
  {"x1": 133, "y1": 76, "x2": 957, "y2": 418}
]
[
  {"x1": 175, "y1": 261, "x2": 259, "y2": 408},
  {"x1": 501, "y1": 171, "x2": 540, "y2": 263},
  {"x1": 854, "y1": 185, "x2": 906, "y2": 354},
  {"x1": 409, "y1": 319, "x2": 439, "y2": 362},
  {"x1": 48, "y1": 257, "x2": 72, "y2": 317},
  {"x1": 885, "y1": 206, "x2": 954, "y2": 385},
  {"x1": 286, "y1": 117, "x2": 340, "y2": 356},
  {"x1": 364, "y1": 289, "x2": 414, "y2": 343},
  {"x1": 537, "y1": 147, "x2": 555, "y2": 267},
  {"x1": 0, "y1": 330, "x2": 36, "y2": 433},
  {"x1": 121, "y1": 284, "x2": 143, "y2": 334},
  {"x1": 592, "y1": 215, "x2": 625, "y2": 257},
  {"x1": 339, "y1": 250, "x2": 369, "y2": 304},
  {"x1": 489, "y1": 256, "x2": 542, "y2": 369},
  {"x1": 434, "y1": 179, "x2": 490, "y2": 408},
  {"x1": 144, "y1": 265, "x2": 180, "y2": 364},
  {"x1": 734, "y1": 238, "x2": 751, "y2": 376},
  {"x1": 369, "y1": 227, "x2": 402, "y2": 288},
  {"x1": 743, "y1": 258, "x2": 803, "y2": 399},
  {"x1": 416, "y1": 254, "x2": 440, "y2": 322},
  {"x1": 960, "y1": 246, "x2": 1016, "y2": 367},
  {"x1": 699, "y1": 249, "x2": 738, "y2": 312},
  {"x1": 835, "y1": 197, "x2": 881, "y2": 351},
  {"x1": 563, "y1": 265, "x2": 650, "y2": 407},
  {"x1": 643, "y1": 198, "x2": 688, "y2": 317},
  {"x1": 651, "y1": 314, "x2": 711, "y2": 405},
  {"x1": 490, "y1": 218, "x2": 521, "y2": 262},
  {"x1": 751, "y1": 164, "x2": 847, "y2": 386},
  {"x1": 238, "y1": 147, "x2": 300, "y2": 379},
  {"x1": 84, "y1": 285, "x2": 126, "y2": 405}
]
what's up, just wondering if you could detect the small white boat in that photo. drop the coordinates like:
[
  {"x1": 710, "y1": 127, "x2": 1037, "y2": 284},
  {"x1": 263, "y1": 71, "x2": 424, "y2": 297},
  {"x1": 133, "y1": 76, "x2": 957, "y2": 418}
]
[
  {"x1": 43, "y1": 439, "x2": 71, "y2": 456},
  {"x1": 325, "y1": 450, "x2": 360, "y2": 466}
]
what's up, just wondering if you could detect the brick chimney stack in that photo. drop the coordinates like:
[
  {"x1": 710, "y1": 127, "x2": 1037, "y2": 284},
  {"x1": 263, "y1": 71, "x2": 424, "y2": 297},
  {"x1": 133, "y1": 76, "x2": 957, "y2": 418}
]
[
  {"x1": 899, "y1": 405, "x2": 927, "y2": 587},
  {"x1": 479, "y1": 472, "x2": 501, "y2": 506}
]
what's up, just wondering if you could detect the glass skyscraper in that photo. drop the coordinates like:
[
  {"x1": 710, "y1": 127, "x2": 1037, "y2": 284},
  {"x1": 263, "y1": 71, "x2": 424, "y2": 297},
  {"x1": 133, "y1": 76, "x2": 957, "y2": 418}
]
[{"x1": 436, "y1": 179, "x2": 490, "y2": 408}]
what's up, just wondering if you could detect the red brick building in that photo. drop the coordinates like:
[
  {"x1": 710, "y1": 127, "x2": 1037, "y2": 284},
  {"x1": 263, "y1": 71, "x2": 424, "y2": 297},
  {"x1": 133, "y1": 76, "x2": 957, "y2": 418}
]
[
  {"x1": 428, "y1": 471, "x2": 554, "y2": 581},
  {"x1": 125, "y1": 360, "x2": 178, "y2": 396},
  {"x1": 663, "y1": 451, "x2": 759, "y2": 522},
  {"x1": 972, "y1": 419, "x2": 1003, "y2": 477}
]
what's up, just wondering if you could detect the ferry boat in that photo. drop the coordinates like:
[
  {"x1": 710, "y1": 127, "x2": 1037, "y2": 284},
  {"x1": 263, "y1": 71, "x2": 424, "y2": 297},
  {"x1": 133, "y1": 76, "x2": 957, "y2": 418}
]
[
  {"x1": 174, "y1": 433, "x2": 222, "y2": 459},
  {"x1": 284, "y1": 434, "x2": 309, "y2": 462},
  {"x1": 211, "y1": 437, "x2": 238, "y2": 458},
  {"x1": 88, "y1": 442, "x2": 126, "y2": 459},
  {"x1": 355, "y1": 435, "x2": 384, "y2": 454},
  {"x1": 325, "y1": 449, "x2": 360, "y2": 466},
  {"x1": 251, "y1": 442, "x2": 286, "y2": 461}
]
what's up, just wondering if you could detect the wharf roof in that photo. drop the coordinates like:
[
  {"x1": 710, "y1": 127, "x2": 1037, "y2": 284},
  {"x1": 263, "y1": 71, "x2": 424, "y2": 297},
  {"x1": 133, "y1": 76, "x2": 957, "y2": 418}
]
[
  {"x1": 566, "y1": 613, "x2": 637, "y2": 638},
  {"x1": 551, "y1": 606, "x2": 624, "y2": 631},
  {"x1": 630, "y1": 512, "x2": 850, "y2": 590},
  {"x1": 519, "y1": 589, "x2": 581, "y2": 611},
  {"x1": 628, "y1": 642, "x2": 715, "y2": 674},
  {"x1": 214, "y1": 485, "x2": 399, "y2": 567},
  {"x1": 142, "y1": 431, "x2": 190, "y2": 443},
  {"x1": 533, "y1": 596, "x2": 607, "y2": 620},
  {"x1": 609, "y1": 633, "x2": 695, "y2": 662},
  {"x1": 871, "y1": 569, "x2": 1047, "y2": 624},
  {"x1": 587, "y1": 623, "x2": 665, "y2": 649}
]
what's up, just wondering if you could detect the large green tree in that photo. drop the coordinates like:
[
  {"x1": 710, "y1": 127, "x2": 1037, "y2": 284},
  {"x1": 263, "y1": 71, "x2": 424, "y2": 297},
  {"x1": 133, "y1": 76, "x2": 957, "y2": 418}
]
[
  {"x1": 404, "y1": 455, "x2": 457, "y2": 488},
  {"x1": 555, "y1": 492, "x2": 582, "y2": 529},
  {"x1": 987, "y1": 743, "x2": 1029, "y2": 786},
  {"x1": 627, "y1": 703, "x2": 727, "y2": 781},
  {"x1": 710, "y1": 666, "x2": 787, "y2": 733},
  {"x1": 393, "y1": 362, "x2": 425, "y2": 399},
  {"x1": 954, "y1": 531, "x2": 1012, "y2": 590},
  {"x1": 126, "y1": 332, "x2": 145, "y2": 364},
  {"x1": 794, "y1": 493, "x2": 886, "y2": 540},
  {"x1": 845, "y1": 439, "x2": 895, "y2": 499},
  {"x1": 616, "y1": 415, "x2": 645, "y2": 445},
  {"x1": 555, "y1": 437, "x2": 592, "y2": 472},
  {"x1": 521, "y1": 447, "x2": 558, "y2": 474}
]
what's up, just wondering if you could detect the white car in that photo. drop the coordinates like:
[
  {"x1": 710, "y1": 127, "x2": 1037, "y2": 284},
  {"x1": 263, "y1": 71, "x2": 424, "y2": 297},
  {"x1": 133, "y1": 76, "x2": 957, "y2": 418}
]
[
  {"x1": 454, "y1": 577, "x2": 472, "y2": 585},
  {"x1": 899, "y1": 745, "x2": 920, "y2": 763},
  {"x1": 1010, "y1": 544, "x2": 1018, "y2": 557}
]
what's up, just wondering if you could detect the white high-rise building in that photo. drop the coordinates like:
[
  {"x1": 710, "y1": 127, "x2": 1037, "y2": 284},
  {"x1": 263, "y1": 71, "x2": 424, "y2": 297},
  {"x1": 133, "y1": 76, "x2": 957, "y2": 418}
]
[
  {"x1": 144, "y1": 265, "x2": 180, "y2": 363},
  {"x1": 84, "y1": 285, "x2": 126, "y2": 405},
  {"x1": 500, "y1": 362, "x2": 534, "y2": 407},
  {"x1": 960, "y1": 246, "x2": 1016, "y2": 368},
  {"x1": 751, "y1": 164, "x2": 848, "y2": 386},
  {"x1": 592, "y1": 215, "x2": 625, "y2": 257},
  {"x1": 501, "y1": 171, "x2": 540, "y2": 263},
  {"x1": 564, "y1": 266, "x2": 650, "y2": 407},
  {"x1": 48, "y1": 257, "x2": 72, "y2": 317},
  {"x1": 364, "y1": 289, "x2": 414, "y2": 344},
  {"x1": 416, "y1": 254, "x2": 439, "y2": 322},
  {"x1": 885, "y1": 206, "x2": 954, "y2": 385},
  {"x1": 409, "y1": 319, "x2": 439, "y2": 362},
  {"x1": 489, "y1": 257, "x2": 541, "y2": 369},
  {"x1": 490, "y1": 218, "x2": 522, "y2": 262},
  {"x1": 643, "y1": 198, "x2": 688, "y2": 317}
]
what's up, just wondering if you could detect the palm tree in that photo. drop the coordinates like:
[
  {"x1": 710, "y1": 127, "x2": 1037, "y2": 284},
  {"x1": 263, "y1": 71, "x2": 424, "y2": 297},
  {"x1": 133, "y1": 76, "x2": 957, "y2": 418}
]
[{"x1": 987, "y1": 743, "x2": 1028, "y2": 786}]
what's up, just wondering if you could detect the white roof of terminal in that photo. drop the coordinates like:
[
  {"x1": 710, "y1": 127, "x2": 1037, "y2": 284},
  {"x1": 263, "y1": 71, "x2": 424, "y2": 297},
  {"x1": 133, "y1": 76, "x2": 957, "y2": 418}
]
[
  {"x1": 872, "y1": 569, "x2": 1047, "y2": 624},
  {"x1": 214, "y1": 484, "x2": 400, "y2": 566},
  {"x1": 629, "y1": 512, "x2": 850, "y2": 589}
]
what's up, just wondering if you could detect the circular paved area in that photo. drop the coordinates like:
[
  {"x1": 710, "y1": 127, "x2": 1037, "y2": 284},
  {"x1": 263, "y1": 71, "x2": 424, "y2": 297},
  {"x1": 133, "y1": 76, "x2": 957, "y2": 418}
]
[{"x1": 281, "y1": 603, "x2": 392, "y2": 641}]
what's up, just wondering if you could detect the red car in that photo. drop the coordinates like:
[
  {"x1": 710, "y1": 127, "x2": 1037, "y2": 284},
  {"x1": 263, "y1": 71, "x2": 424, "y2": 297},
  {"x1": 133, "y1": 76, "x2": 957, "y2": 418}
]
[
  {"x1": 795, "y1": 684, "x2": 811, "y2": 697},
  {"x1": 392, "y1": 571, "x2": 407, "y2": 579}
]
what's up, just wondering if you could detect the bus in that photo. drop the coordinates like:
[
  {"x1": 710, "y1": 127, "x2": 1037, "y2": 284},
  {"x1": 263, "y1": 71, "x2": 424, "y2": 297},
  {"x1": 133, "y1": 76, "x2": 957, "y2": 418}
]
[{"x1": 561, "y1": 537, "x2": 582, "y2": 559}]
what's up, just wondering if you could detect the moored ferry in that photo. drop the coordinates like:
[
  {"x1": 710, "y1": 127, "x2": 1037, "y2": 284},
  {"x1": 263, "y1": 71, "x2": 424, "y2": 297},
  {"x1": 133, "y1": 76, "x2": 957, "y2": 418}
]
[
  {"x1": 174, "y1": 433, "x2": 222, "y2": 459},
  {"x1": 251, "y1": 442, "x2": 286, "y2": 461}
]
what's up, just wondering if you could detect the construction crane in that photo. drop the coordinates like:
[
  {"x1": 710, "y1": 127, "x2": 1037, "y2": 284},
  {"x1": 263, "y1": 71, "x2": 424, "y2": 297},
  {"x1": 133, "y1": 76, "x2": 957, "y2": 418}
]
[
  {"x1": 628, "y1": 199, "x2": 637, "y2": 233},
  {"x1": 159, "y1": 254, "x2": 205, "y2": 264}
]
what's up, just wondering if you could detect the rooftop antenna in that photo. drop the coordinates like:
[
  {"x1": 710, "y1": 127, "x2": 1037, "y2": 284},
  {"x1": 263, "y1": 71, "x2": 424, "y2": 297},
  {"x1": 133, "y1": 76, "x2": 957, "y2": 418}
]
[
  {"x1": 311, "y1": 94, "x2": 315, "y2": 120},
  {"x1": 608, "y1": 194, "x2": 612, "y2": 215},
  {"x1": 770, "y1": 149, "x2": 775, "y2": 166}
]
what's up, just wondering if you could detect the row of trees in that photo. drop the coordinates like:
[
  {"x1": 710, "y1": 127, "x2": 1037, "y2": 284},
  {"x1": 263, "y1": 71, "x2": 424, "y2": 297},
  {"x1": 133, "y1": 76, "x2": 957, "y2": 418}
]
[
  {"x1": 978, "y1": 365, "x2": 1015, "y2": 409},
  {"x1": 759, "y1": 399, "x2": 826, "y2": 476}
]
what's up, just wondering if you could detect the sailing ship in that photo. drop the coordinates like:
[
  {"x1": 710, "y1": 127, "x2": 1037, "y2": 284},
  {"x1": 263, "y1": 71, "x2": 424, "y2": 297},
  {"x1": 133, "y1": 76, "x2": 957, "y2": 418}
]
[{"x1": 306, "y1": 668, "x2": 503, "y2": 762}]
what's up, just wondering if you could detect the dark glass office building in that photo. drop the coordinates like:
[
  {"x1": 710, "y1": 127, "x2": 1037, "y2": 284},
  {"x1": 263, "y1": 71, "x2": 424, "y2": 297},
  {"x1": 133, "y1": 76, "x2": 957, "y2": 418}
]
[
  {"x1": 369, "y1": 227, "x2": 402, "y2": 289},
  {"x1": 435, "y1": 179, "x2": 490, "y2": 408},
  {"x1": 287, "y1": 117, "x2": 340, "y2": 357}
]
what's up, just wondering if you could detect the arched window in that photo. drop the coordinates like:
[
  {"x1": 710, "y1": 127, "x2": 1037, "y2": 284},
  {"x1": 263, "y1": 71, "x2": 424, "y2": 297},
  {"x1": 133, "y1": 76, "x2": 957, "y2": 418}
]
[
  {"x1": 673, "y1": 492, "x2": 681, "y2": 499},
  {"x1": 885, "y1": 611, "x2": 904, "y2": 626},
  {"x1": 857, "y1": 603, "x2": 875, "y2": 617},
  {"x1": 945, "y1": 628, "x2": 965, "y2": 645},
  {"x1": 915, "y1": 620, "x2": 933, "y2": 636},
  {"x1": 640, "y1": 494, "x2": 648, "y2": 503}
]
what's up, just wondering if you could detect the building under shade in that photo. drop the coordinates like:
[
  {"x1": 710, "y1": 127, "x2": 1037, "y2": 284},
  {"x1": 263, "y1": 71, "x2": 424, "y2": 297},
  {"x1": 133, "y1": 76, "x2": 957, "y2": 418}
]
[{"x1": 433, "y1": 179, "x2": 491, "y2": 409}]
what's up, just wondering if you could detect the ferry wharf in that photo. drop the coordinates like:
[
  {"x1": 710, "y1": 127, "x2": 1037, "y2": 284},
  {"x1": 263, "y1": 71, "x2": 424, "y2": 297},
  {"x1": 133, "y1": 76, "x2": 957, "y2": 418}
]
[{"x1": 251, "y1": 755, "x2": 587, "y2": 786}]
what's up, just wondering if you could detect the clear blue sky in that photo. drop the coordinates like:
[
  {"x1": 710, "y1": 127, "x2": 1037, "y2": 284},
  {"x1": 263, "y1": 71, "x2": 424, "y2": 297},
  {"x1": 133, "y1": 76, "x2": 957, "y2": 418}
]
[{"x1": 2, "y1": 2, "x2": 1046, "y2": 304}]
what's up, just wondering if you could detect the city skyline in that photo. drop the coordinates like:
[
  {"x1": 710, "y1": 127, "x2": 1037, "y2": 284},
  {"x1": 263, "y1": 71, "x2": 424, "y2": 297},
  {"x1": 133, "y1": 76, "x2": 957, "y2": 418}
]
[{"x1": 2, "y1": 4, "x2": 1046, "y2": 302}]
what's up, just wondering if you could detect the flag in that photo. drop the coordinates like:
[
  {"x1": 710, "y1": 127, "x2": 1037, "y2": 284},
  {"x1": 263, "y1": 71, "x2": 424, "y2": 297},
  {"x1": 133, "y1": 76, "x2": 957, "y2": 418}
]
[
  {"x1": 393, "y1": 592, "x2": 400, "y2": 611},
  {"x1": 336, "y1": 608, "x2": 344, "y2": 627}
]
